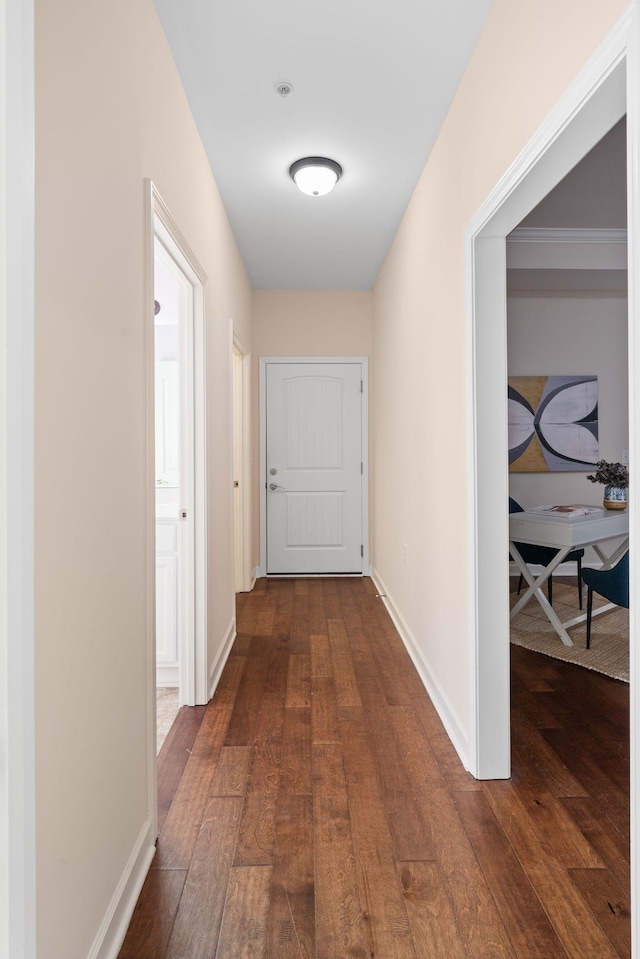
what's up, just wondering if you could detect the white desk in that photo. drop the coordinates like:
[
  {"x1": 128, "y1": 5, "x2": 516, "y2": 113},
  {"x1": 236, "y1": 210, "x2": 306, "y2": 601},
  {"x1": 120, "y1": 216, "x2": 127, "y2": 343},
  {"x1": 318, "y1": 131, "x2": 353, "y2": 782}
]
[{"x1": 509, "y1": 508, "x2": 629, "y2": 647}]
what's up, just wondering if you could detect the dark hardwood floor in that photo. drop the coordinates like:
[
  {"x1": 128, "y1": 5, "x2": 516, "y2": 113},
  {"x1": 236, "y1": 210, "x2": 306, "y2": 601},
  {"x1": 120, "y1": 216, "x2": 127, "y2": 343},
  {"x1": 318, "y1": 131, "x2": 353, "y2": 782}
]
[{"x1": 119, "y1": 576, "x2": 630, "y2": 959}]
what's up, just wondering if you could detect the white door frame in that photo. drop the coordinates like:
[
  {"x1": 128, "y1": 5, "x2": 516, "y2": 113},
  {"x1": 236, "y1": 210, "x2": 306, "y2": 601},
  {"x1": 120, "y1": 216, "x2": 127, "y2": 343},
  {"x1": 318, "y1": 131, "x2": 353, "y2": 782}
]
[
  {"x1": 466, "y1": 4, "x2": 638, "y2": 949},
  {"x1": 0, "y1": 0, "x2": 36, "y2": 955},
  {"x1": 259, "y1": 357, "x2": 369, "y2": 577},
  {"x1": 146, "y1": 181, "x2": 208, "y2": 734}
]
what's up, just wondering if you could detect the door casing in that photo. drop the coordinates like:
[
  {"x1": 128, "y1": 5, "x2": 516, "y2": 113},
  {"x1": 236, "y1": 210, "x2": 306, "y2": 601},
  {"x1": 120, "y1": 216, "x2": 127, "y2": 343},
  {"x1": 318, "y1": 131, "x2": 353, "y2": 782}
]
[{"x1": 1, "y1": 0, "x2": 36, "y2": 952}]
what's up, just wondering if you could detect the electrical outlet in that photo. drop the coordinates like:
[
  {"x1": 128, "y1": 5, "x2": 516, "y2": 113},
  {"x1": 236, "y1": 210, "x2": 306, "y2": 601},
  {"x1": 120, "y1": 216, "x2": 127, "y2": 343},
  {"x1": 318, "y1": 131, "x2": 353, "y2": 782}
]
[{"x1": 621, "y1": 450, "x2": 629, "y2": 465}]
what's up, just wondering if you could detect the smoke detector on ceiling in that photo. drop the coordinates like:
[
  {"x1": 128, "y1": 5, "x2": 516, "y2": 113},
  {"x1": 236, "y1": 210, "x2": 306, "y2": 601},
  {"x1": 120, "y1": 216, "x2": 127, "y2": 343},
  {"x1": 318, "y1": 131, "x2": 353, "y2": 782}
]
[{"x1": 275, "y1": 81, "x2": 294, "y2": 98}]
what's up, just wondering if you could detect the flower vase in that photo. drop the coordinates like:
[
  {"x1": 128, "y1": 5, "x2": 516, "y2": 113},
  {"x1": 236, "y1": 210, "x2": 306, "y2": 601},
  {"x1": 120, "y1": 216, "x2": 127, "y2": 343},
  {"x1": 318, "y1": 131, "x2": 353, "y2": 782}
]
[{"x1": 603, "y1": 485, "x2": 628, "y2": 510}]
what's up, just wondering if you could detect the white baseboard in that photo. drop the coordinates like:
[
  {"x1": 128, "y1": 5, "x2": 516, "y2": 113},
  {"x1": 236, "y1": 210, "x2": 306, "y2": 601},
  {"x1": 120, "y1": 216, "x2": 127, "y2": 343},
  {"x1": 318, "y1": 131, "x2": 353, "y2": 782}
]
[
  {"x1": 88, "y1": 816, "x2": 156, "y2": 959},
  {"x1": 254, "y1": 566, "x2": 369, "y2": 580},
  {"x1": 370, "y1": 567, "x2": 469, "y2": 770},
  {"x1": 238, "y1": 568, "x2": 258, "y2": 592},
  {"x1": 209, "y1": 617, "x2": 236, "y2": 699},
  {"x1": 156, "y1": 664, "x2": 179, "y2": 686}
]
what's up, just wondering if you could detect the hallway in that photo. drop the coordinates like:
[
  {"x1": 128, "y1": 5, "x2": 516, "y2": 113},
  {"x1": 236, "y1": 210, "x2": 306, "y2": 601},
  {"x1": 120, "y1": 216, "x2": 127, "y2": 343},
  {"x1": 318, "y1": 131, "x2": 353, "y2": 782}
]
[{"x1": 119, "y1": 577, "x2": 630, "y2": 958}]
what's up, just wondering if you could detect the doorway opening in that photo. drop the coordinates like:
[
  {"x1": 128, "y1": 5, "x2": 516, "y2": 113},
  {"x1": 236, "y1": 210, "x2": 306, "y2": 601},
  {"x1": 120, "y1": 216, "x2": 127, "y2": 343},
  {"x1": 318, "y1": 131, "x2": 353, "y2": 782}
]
[
  {"x1": 148, "y1": 183, "x2": 208, "y2": 745},
  {"x1": 466, "y1": 12, "x2": 637, "y2": 951},
  {"x1": 232, "y1": 336, "x2": 252, "y2": 593},
  {"x1": 506, "y1": 116, "x2": 628, "y2": 648},
  {"x1": 467, "y1": 31, "x2": 629, "y2": 778}
]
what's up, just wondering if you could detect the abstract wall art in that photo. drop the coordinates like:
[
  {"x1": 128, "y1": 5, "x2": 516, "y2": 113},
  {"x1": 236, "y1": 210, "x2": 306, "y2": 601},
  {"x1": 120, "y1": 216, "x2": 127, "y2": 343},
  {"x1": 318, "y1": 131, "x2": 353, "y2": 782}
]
[{"x1": 508, "y1": 375, "x2": 598, "y2": 472}]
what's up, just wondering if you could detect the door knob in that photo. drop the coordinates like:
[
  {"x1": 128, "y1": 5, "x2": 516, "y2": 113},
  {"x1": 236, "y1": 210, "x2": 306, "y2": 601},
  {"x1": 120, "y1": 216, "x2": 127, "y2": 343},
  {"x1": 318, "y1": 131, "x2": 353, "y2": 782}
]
[{"x1": 269, "y1": 483, "x2": 285, "y2": 491}]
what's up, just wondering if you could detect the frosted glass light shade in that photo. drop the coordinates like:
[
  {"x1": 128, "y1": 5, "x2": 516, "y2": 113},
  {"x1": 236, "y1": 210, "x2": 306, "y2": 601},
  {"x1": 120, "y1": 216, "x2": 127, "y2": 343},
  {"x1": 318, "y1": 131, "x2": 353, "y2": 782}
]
[{"x1": 289, "y1": 157, "x2": 342, "y2": 196}]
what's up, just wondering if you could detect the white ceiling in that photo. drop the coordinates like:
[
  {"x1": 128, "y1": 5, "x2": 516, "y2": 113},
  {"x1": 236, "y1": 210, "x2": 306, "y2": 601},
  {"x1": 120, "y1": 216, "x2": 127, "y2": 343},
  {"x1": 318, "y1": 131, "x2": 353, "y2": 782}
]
[{"x1": 152, "y1": 0, "x2": 494, "y2": 290}]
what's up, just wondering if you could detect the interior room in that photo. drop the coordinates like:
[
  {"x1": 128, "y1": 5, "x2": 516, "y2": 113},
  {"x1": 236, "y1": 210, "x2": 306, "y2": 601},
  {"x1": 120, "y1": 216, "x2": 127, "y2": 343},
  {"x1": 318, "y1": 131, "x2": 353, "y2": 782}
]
[
  {"x1": 507, "y1": 117, "x2": 629, "y2": 677},
  {"x1": 508, "y1": 118, "x2": 628, "y2": 514},
  {"x1": 2, "y1": 1, "x2": 638, "y2": 958}
]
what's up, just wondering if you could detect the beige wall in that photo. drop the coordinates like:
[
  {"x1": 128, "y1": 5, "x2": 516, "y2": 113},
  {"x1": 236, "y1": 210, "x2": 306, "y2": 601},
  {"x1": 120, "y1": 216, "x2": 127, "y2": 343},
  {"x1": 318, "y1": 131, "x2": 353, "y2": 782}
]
[
  {"x1": 252, "y1": 290, "x2": 373, "y2": 358},
  {"x1": 251, "y1": 290, "x2": 373, "y2": 572},
  {"x1": 34, "y1": 1, "x2": 251, "y2": 956},
  {"x1": 372, "y1": 0, "x2": 630, "y2": 736}
]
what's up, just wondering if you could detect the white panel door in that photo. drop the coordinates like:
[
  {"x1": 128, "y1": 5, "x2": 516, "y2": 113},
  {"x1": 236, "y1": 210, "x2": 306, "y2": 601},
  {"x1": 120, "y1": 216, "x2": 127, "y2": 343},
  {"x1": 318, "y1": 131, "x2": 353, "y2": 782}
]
[
  {"x1": 155, "y1": 360, "x2": 180, "y2": 488},
  {"x1": 266, "y1": 362, "x2": 363, "y2": 574}
]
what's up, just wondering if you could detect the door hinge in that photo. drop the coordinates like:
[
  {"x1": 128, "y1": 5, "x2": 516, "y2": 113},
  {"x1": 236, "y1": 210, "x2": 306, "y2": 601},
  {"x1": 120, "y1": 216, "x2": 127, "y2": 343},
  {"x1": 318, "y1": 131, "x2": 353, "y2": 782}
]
[
  {"x1": 361, "y1": 545, "x2": 364, "y2": 557},
  {"x1": 361, "y1": 462, "x2": 363, "y2": 475},
  {"x1": 360, "y1": 379, "x2": 363, "y2": 393}
]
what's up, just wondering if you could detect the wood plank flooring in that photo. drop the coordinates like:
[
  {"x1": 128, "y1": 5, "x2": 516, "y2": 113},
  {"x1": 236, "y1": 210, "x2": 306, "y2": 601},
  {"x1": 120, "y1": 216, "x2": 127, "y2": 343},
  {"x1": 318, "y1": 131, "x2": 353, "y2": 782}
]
[{"x1": 119, "y1": 577, "x2": 630, "y2": 959}]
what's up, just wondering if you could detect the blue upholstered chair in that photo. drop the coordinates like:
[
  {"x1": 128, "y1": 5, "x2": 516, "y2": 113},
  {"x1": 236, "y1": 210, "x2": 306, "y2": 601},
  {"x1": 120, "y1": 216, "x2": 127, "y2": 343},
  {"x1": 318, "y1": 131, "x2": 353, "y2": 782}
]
[
  {"x1": 581, "y1": 551, "x2": 629, "y2": 649},
  {"x1": 509, "y1": 497, "x2": 584, "y2": 608}
]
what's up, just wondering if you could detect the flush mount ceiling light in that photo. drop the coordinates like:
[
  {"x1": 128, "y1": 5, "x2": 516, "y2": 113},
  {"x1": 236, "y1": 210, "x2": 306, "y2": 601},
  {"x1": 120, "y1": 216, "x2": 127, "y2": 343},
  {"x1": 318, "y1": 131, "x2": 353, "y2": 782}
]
[{"x1": 289, "y1": 157, "x2": 342, "y2": 197}]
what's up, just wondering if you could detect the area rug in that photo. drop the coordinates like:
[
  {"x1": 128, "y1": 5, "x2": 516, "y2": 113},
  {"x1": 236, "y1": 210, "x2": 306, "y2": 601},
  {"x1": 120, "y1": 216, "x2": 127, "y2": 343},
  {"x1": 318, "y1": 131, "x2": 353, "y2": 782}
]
[
  {"x1": 510, "y1": 582, "x2": 629, "y2": 683},
  {"x1": 157, "y1": 686, "x2": 180, "y2": 753}
]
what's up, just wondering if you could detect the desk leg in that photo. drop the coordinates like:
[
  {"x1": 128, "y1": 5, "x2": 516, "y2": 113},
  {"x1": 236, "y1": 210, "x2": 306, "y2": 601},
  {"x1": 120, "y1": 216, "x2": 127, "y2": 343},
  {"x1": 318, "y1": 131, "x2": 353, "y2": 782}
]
[
  {"x1": 509, "y1": 544, "x2": 575, "y2": 646},
  {"x1": 592, "y1": 538, "x2": 629, "y2": 571}
]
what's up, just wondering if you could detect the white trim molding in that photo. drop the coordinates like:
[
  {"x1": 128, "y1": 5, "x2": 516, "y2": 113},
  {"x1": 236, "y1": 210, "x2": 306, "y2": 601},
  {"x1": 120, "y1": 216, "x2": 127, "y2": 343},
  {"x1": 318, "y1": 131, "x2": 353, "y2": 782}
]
[
  {"x1": 507, "y1": 227, "x2": 628, "y2": 270},
  {"x1": 209, "y1": 618, "x2": 236, "y2": 700},
  {"x1": 626, "y1": 3, "x2": 640, "y2": 954},
  {"x1": 88, "y1": 817, "x2": 156, "y2": 959},
  {"x1": 0, "y1": 1, "x2": 36, "y2": 956},
  {"x1": 509, "y1": 226, "x2": 628, "y2": 243}
]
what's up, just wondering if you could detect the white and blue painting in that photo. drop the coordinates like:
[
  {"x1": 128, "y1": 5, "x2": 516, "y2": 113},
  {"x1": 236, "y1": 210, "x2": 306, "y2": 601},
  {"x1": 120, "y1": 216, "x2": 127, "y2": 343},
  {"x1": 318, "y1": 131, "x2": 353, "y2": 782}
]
[{"x1": 508, "y1": 375, "x2": 598, "y2": 472}]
